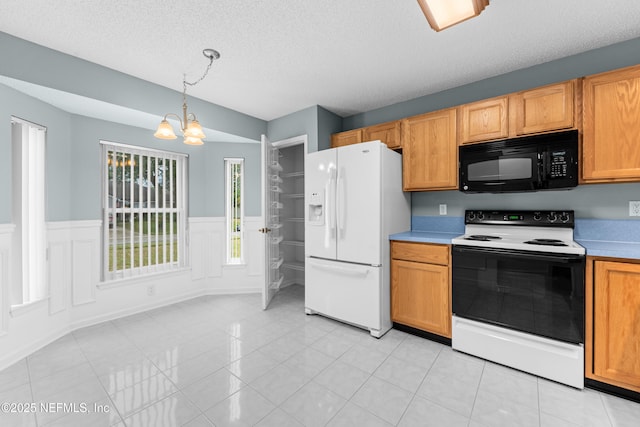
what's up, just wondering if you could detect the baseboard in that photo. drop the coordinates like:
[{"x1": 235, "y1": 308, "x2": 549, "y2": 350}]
[
  {"x1": 0, "y1": 326, "x2": 71, "y2": 372},
  {"x1": 585, "y1": 379, "x2": 640, "y2": 404},
  {"x1": 393, "y1": 322, "x2": 452, "y2": 346},
  {"x1": 69, "y1": 288, "x2": 208, "y2": 331}
]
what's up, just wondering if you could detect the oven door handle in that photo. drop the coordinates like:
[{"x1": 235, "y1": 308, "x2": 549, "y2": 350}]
[{"x1": 452, "y1": 246, "x2": 584, "y2": 263}]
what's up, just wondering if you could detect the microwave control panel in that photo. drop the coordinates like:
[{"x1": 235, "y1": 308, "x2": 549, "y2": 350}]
[{"x1": 549, "y1": 150, "x2": 569, "y2": 178}]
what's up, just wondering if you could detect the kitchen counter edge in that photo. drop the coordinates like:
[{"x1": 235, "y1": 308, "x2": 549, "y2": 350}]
[{"x1": 389, "y1": 232, "x2": 640, "y2": 260}]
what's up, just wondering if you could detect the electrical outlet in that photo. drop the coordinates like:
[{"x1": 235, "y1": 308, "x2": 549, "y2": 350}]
[
  {"x1": 630, "y1": 201, "x2": 640, "y2": 216},
  {"x1": 147, "y1": 285, "x2": 155, "y2": 296},
  {"x1": 439, "y1": 204, "x2": 447, "y2": 215}
]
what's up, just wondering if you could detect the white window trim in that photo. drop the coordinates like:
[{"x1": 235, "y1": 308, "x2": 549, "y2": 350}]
[
  {"x1": 100, "y1": 141, "x2": 188, "y2": 282},
  {"x1": 225, "y1": 158, "x2": 244, "y2": 265}
]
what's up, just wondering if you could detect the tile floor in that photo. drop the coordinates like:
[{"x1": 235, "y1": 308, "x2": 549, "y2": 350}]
[{"x1": 1, "y1": 284, "x2": 639, "y2": 427}]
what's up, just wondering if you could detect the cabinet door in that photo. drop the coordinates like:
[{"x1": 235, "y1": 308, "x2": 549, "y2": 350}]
[
  {"x1": 510, "y1": 80, "x2": 576, "y2": 136},
  {"x1": 583, "y1": 65, "x2": 640, "y2": 182},
  {"x1": 363, "y1": 121, "x2": 401, "y2": 149},
  {"x1": 401, "y1": 109, "x2": 457, "y2": 191},
  {"x1": 331, "y1": 129, "x2": 362, "y2": 148},
  {"x1": 391, "y1": 258, "x2": 451, "y2": 337},
  {"x1": 592, "y1": 261, "x2": 640, "y2": 391},
  {"x1": 459, "y1": 96, "x2": 508, "y2": 144}
]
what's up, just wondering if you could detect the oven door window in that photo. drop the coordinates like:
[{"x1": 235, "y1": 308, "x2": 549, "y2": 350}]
[{"x1": 452, "y1": 246, "x2": 585, "y2": 344}]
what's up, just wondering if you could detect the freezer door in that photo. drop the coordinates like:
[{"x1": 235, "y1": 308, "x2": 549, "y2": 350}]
[
  {"x1": 336, "y1": 141, "x2": 382, "y2": 265},
  {"x1": 305, "y1": 257, "x2": 382, "y2": 331},
  {"x1": 305, "y1": 148, "x2": 337, "y2": 259}
]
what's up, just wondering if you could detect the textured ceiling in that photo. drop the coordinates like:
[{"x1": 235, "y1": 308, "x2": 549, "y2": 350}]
[{"x1": 2, "y1": 0, "x2": 640, "y2": 122}]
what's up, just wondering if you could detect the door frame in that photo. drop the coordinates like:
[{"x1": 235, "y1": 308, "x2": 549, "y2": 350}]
[{"x1": 261, "y1": 134, "x2": 308, "y2": 309}]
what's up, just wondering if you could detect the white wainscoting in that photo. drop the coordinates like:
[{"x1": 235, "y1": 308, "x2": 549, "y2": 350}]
[
  {"x1": 0, "y1": 217, "x2": 267, "y2": 371},
  {"x1": 189, "y1": 216, "x2": 264, "y2": 293},
  {"x1": 0, "y1": 224, "x2": 15, "y2": 336},
  {"x1": 47, "y1": 221, "x2": 101, "y2": 312}
]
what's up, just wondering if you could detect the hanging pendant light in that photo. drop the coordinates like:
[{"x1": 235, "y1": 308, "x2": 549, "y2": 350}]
[{"x1": 154, "y1": 48, "x2": 221, "y2": 145}]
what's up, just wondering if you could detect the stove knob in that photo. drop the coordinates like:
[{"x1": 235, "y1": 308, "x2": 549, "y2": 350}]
[
  {"x1": 547, "y1": 213, "x2": 557, "y2": 223},
  {"x1": 477, "y1": 212, "x2": 485, "y2": 220},
  {"x1": 468, "y1": 211, "x2": 476, "y2": 220},
  {"x1": 533, "y1": 213, "x2": 542, "y2": 221},
  {"x1": 560, "y1": 213, "x2": 570, "y2": 223}
]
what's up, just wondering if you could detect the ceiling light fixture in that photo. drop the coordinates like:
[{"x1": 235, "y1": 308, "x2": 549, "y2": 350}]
[
  {"x1": 417, "y1": 0, "x2": 489, "y2": 32},
  {"x1": 154, "y1": 48, "x2": 221, "y2": 146}
]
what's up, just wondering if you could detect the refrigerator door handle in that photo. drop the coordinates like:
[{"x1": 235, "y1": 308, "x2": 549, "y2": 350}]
[
  {"x1": 328, "y1": 170, "x2": 336, "y2": 235},
  {"x1": 337, "y1": 167, "x2": 346, "y2": 239},
  {"x1": 308, "y1": 259, "x2": 370, "y2": 277}
]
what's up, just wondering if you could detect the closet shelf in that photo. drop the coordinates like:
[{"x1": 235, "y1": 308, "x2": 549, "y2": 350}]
[
  {"x1": 281, "y1": 193, "x2": 304, "y2": 199},
  {"x1": 284, "y1": 217, "x2": 304, "y2": 222},
  {"x1": 282, "y1": 261, "x2": 305, "y2": 271},
  {"x1": 282, "y1": 240, "x2": 304, "y2": 247},
  {"x1": 269, "y1": 161, "x2": 283, "y2": 171},
  {"x1": 270, "y1": 257, "x2": 284, "y2": 269},
  {"x1": 282, "y1": 171, "x2": 304, "y2": 179},
  {"x1": 269, "y1": 275, "x2": 284, "y2": 289}
]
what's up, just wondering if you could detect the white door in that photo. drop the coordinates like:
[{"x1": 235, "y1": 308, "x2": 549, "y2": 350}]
[
  {"x1": 336, "y1": 141, "x2": 382, "y2": 265},
  {"x1": 304, "y1": 148, "x2": 337, "y2": 260},
  {"x1": 260, "y1": 134, "x2": 283, "y2": 309}
]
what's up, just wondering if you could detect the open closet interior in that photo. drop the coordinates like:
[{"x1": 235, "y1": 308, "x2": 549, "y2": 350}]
[{"x1": 276, "y1": 142, "x2": 305, "y2": 288}]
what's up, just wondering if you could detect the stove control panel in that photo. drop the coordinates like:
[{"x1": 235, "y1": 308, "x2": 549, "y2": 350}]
[{"x1": 465, "y1": 210, "x2": 574, "y2": 227}]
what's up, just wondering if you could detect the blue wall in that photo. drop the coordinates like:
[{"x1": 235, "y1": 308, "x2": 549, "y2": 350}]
[
  {"x1": 1, "y1": 84, "x2": 261, "y2": 222},
  {"x1": 0, "y1": 32, "x2": 267, "y2": 142},
  {"x1": 338, "y1": 36, "x2": 640, "y2": 220},
  {"x1": 0, "y1": 84, "x2": 72, "y2": 222},
  {"x1": 344, "y1": 37, "x2": 640, "y2": 129},
  {"x1": 266, "y1": 105, "x2": 342, "y2": 152}
]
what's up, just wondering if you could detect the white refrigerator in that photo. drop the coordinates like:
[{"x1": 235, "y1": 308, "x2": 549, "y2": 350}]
[{"x1": 305, "y1": 140, "x2": 410, "y2": 337}]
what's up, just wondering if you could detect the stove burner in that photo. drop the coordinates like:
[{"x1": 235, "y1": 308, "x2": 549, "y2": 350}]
[
  {"x1": 465, "y1": 235, "x2": 502, "y2": 241},
  {"x1": 524, "y1": 238, "x2": 568, "y2": 247}
]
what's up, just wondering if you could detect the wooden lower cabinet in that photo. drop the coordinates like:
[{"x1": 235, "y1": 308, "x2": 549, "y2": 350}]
[
  {"x1": 391, "y1": 241, "x2": 451, "y2": 338},
  {"x1": 586, "y1": 257, "x2": 640, "y2": 393}
]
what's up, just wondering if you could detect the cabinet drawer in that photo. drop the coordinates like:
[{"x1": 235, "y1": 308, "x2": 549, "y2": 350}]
[{"x1": 391, "y1": 241, "x2": 449, "y2": 265}]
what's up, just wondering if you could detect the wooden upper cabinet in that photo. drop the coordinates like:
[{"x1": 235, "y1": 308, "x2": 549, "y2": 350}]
[
  {"x1": 330, "y1": 128, "x2": 362, "y2": 148},
  {"x1": 458, "y1": 96, "x2": 508, "y2": 144},
  {"x1": 401, "y1": 108, "x2": 457, "y2": 191},
  {"x1": 589, "y1": 260, "x2": 640, "y2": 392},
  {"x1": 362, "y1": 120, "x2": 402, "y2": 150},
  {"x1": 583, "y1": 65, "x2": 640, "y2": 183},
  {"x1": 509, "y1": 80, "x2": 577, "y2": 136}
]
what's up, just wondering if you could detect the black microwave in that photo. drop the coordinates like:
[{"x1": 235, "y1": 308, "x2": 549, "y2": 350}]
[{"x1": 459, "y1": 130, "x2": 578, "y2": 193}]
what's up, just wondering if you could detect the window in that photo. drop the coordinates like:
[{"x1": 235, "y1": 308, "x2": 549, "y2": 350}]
[
  {"x1": 11, "y1": 118, "x2": 47, "y2": 306},
  {"x1": 225, "y1": 158, "x2": 244, "y2": 264},
  {"x1": 102, "y1": 142, "x2": 187, "y2": 281}
]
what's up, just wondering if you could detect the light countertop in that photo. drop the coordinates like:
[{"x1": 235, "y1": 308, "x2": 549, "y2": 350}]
[
  {"x1": 392, "y1": 216, "x2": 640, "y2": 260},
  {"x1": 390, "y1": 230, "x2": 461, "y2": 245}
]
